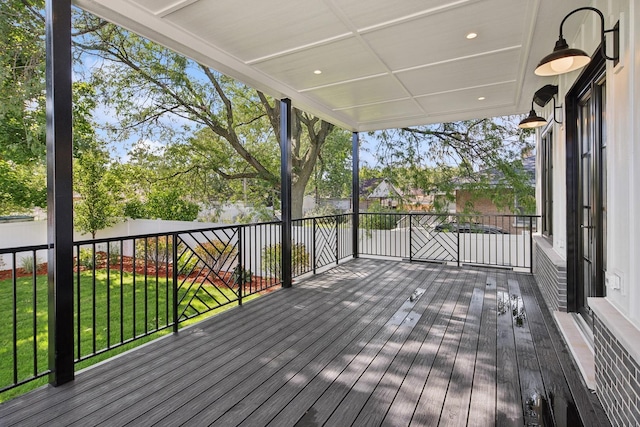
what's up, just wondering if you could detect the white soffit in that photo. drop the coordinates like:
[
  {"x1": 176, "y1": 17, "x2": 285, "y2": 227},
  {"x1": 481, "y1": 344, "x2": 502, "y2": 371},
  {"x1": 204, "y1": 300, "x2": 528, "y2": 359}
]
[{"x1": 74, "y1": 0, "x2": 587, "y2": 131}]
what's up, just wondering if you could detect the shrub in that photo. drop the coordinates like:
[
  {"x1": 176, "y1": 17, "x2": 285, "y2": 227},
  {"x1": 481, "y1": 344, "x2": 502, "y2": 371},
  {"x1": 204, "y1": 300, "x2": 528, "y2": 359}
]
[
  {"x1": 77, "y1": 248, "x2": 104, "y2": 269},
  {"x1": 134, "y1": 236, "x2": 174, "y2": 264},
  {"x1": 361, "y1": 203, "x2": 398, "y2": 231},
  {"x1": 194, "y1": 240, "x2": 238, "y2": 271},
  {"x1": 108, "y1": 243, "x2": 121, "y2": 265},
  {"x1": 261, "y1": 243, "x2": 310, "y2": 279},
  {"x1": 231, "y1": 265, "x2": 252, "y2": 285},
  {"x1": 19, "y1": 255, "x2": 40, "y2": 273},
  {"x1": 305, "y1": 204, "x2": 343, "y2": 218}
]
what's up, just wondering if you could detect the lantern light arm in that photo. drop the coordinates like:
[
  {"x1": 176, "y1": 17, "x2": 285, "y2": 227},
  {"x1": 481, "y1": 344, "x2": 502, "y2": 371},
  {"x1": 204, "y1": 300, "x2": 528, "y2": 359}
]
[{"x1": 558, "y1": 6, "x2": 618, "y2": 61}]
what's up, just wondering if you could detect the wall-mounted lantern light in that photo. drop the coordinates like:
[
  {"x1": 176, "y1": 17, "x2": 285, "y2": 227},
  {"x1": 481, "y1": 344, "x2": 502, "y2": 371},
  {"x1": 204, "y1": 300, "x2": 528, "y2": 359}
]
[
  {"x1": 535, "y1": 7, "x2": 619, "y2": 76},
  {"x1": 518, "y1": 101, "x2": 547, "y2": 129}
]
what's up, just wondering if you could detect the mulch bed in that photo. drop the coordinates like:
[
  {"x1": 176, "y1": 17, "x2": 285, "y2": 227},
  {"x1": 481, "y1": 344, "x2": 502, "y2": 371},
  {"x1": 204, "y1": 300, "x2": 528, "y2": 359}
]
[{"x1": 0, "y1": 255, "x2": 277, "y2": 294}]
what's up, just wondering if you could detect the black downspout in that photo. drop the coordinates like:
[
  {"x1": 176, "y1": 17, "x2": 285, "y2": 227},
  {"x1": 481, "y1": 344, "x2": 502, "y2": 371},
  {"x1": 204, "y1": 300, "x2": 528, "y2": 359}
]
[
  {"x1": 352, "y1": 132, "x2": 359, "y2": 258},
  {"x1": 45, "y1": 0, "x2": 75, "y2": 386},
  {"x1": 280, "y1": 99, "x2": 292, "y2": 288}
]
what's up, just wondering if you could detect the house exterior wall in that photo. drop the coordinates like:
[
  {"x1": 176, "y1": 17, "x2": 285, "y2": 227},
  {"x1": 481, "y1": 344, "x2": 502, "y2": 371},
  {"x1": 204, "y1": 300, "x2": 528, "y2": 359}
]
[
  {"x1": 593, "y1": 312, "x2": 640, "y2": 426},
  {"x1": 455, "y1": 190, "x2": 510, "y2": 215},
  {"x1": 533, "y1": 236, "x2": 568, "y2": 312},
  {"x1": 533, "y1": 0, "x2": 640, "y2": 424},
  {"x1": 455, "y1": 190, "x2": 528, "y2": 235}
]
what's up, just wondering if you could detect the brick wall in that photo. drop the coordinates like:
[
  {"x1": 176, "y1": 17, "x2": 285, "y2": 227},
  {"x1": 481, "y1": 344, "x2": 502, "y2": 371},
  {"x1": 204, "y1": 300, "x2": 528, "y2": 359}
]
[
  {"x1": 593, "y1": 314, "x2": 640, "y2": 426},
  {"x1": 533, "y1": 236, "x2": 567, "y2": 312},
  {"x1": 456, "y1": 190, "x2": 509, "y2": 215},
  {"x1": 455, "y1": 190, "x2": 528, "y2": 234}
]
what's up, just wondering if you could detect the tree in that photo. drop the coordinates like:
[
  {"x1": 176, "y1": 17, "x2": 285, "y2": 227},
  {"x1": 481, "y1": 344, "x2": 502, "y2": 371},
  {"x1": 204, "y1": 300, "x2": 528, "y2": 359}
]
[
  {"x1": 0, "y1": 2, "x2": 102, "y2": 214},
  {"x1": 144, "y1": 188, "x2": 199, "y2": 221},
  {"x1": 74, "y1": 149, "x2": 120, "y2": 238},
  {"x1": 74, "y1": 16, "x2": 342, "y2": 219},
  {"x1": 372, "y1": 117, "x2": 535, "y2": 213},
  {"x1": 308, "y1": 130, "x2": 352, "y2": 201}
]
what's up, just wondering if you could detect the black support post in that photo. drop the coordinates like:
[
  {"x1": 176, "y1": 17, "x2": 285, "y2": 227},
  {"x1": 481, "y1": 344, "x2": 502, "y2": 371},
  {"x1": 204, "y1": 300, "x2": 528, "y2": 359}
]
[
  {"x1": 352, "y1": 132, "x2": 360, "y2": 258},
  {"x1": 45, "y1": 0, "x2": 74, "y2": 386},
  {"x1": 280, "y1": 99, "x2": 292, "y2": 288}
]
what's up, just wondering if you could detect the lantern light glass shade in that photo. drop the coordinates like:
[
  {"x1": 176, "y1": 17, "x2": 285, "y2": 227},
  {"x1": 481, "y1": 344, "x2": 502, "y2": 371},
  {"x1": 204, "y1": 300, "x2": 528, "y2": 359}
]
[{"x1": 519, "y1": 107, "x2": 547, "y2": 129}]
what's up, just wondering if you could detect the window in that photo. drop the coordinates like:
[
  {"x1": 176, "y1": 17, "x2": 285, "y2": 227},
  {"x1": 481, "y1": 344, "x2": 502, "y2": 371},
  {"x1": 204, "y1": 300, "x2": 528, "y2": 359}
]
[{"x1": 541, "y1": 130, "x2": 553, "y2": 236}]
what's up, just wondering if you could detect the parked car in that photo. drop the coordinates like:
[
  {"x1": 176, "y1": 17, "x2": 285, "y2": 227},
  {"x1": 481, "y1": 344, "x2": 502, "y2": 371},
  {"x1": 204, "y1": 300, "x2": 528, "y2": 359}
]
[{"x1": 434, "y1": 222, "x2": 509, "y2": 234}]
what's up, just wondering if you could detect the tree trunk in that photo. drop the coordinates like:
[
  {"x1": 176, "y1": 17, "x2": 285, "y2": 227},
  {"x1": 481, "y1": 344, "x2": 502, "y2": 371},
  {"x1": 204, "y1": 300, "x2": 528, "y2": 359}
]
[{"x1": 291, "y1": 180, "x2": 305, "y2": 219}]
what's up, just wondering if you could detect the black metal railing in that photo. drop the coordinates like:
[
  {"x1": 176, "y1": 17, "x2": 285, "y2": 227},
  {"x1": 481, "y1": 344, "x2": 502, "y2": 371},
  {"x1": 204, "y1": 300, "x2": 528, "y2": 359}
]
[
  {"x1": 0, "y1": 220, "x2": 287, "y2": 394},
  {"x1": 0, "y1": 212, "x2": 536, "y2": 394},
  {"x1": 292, "y1": 214, "x2": 352, "y2": 275},
  {"x1": 0, "y1": 244, "x2": 50, "y2": 394},
  {"x1": 359, "y1": 212, "x2": 537, "y2": 271}
]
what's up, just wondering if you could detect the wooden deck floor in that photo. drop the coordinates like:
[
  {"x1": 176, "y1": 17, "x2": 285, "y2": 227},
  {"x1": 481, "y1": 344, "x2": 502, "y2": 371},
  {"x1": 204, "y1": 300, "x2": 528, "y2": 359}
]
[{"x1": 0, "y1": 259, "x2": 609, "y2": 426}]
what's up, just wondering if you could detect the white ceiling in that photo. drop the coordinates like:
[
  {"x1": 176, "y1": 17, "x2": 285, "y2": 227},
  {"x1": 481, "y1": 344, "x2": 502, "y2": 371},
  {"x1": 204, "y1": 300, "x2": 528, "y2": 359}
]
[{"x1": 74, "y1": 0, "x2": 585, "y2": 132}]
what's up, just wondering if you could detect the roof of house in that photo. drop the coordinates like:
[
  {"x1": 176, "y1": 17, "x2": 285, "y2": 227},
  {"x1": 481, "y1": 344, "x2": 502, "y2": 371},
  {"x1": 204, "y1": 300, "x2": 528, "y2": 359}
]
[{"x1": 367, "y1": 179, "x2": 403, "y2": 199}]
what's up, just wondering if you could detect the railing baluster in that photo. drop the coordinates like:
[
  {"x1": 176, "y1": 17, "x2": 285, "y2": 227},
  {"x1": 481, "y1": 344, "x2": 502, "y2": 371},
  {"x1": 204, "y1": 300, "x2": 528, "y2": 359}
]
[
  {"x1": 335, "y1": 215, "x2": 339, "y2": 266},
  {"x1": 238, "y1": 227, "x2": 243, "y2": 306},
  {"x1": 32, "y1": 250, "x2": 38, "y2": 376},
  {"x1": 172, "y1": 233, "x2": 179, "y2": 333},
  {"x1": 312, "y1": 218, "x2": 317, "y2": 274},
  {"x1": 76, "y1": 245, "x2": 81, "y2": 360},
  {"x1": 92, "y1": 242, "x2": 96, "y2": 354},
  {"x1": 12, "y1": 252, "x2": 17, "y2": 385}
]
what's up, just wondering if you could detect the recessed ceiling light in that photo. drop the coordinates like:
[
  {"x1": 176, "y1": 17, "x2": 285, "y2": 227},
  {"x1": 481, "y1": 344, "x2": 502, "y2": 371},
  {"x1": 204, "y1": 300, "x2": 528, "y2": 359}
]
[
  {"x1": 314, "y1": 69, "x2": 322, "y2": 75},
  {"x1": 478, "y1": 97, "x2": 486, "y2": 101},
  {"x1": 466, "y1": 32, "x2": 478, "y2": 40}
]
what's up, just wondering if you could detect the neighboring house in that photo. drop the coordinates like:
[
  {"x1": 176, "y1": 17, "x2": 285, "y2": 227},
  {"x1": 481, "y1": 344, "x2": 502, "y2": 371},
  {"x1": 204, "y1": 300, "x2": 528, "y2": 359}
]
[
  {"x1": 402, "y1": 188, "x2": 436, "y2": 212},
  {"x1": 366, "y1": 178, "x2": 403, "y2": 209},
  {"x1": 451, "y1": 156, "x2": 536, "y2": 234}
]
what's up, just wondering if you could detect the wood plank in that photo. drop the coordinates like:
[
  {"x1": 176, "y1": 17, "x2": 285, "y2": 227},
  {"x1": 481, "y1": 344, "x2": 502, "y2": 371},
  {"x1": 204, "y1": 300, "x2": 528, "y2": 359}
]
[
  {"x1": 409, "y1": 268, "x2": 477, "y2": 425},
  {"x1": 438, "y1": 269, "x2": 485, "y2": 427},
  {"x1": 495, "y1": 271, "x2": 523, "y2": 426},
  {"x1": 241, "y1": 265, "x2": 446, "y2": 427},
  {"x1": 507, "y1": 275, "x2": 549, "y2": 426},
  {"x1": 467, "y1": 271, "x2": 497, "y2": 427},
  {"x1": 379, "y1": 268, "x2": 469, "y2": 426},
  {"x1": 518, "y1": 274, "x2": 610, "y2": 427}
]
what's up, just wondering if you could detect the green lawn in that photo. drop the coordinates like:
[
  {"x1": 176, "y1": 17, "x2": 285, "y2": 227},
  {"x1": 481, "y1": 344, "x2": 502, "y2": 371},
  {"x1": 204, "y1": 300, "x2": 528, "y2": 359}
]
[{"x1": 0, "y1": 267, "x2": 257, "y2": 403}]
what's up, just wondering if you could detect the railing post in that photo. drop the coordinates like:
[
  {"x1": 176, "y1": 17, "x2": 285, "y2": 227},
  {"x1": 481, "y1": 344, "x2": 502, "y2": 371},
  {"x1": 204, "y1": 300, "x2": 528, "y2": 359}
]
[
  {"x1": 409, "y1": 214, "x2": 413, "y2": 262},
  {"x1": 529, "y1": 216, "x2": 534, "y2": 274},
  {"x1": 313, "y1": 218, "x2": 317, "y2": 274},
  {"x1": 172, "y1": 233, "x2": 179, "y2": 333},
  {"x1": 238, "y1": 227, "x2": 243, "y2": 306},
  {"x1": 280, "y1": 98, "x2": 292, "y2": 288},
  {"x1": 456, "y1": 218, "x2": 461, "y2": 267},
  {"x1": 46, "y1": 0, "x2": 74, "y2": 387},
  {"x1": 352, "y1": 132, "x2": 360, "y2": 258}
]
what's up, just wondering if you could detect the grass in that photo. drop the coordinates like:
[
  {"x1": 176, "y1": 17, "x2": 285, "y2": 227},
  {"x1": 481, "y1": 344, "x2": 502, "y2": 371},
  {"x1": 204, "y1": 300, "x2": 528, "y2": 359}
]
[{"x1": 0, "y1": 266, "x2": 262, "y2": 403}]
